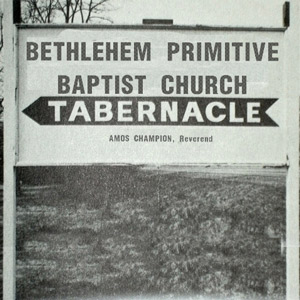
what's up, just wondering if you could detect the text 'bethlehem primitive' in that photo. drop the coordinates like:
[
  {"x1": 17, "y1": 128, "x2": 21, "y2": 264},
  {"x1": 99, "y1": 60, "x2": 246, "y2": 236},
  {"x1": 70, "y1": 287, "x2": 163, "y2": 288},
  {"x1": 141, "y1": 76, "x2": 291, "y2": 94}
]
[{"x1": 26, "y1": 41, "x2": 279, "y2": 61}]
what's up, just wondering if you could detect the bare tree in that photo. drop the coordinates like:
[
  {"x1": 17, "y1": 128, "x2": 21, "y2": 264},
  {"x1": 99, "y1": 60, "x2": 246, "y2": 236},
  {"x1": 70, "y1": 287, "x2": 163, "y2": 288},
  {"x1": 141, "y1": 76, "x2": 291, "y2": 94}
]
[
  {"x1": 22, "y1": 0, "x2": 56, "y2": 23},
  {"x1": 22, "y1": 0, "x2": 113, "y2": 24},
  {"x1": 56, "y1": 0, "x2": 78, "y2": 23},
  {"x1": 76, "y1": 0, "x2": 112, "y2": 23}
]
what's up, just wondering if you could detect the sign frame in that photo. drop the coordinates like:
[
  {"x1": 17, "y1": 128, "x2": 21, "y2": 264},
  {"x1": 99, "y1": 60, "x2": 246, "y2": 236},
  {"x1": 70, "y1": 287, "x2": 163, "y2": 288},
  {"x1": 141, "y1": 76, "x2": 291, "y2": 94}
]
[{"x1": 17, "y1": 25, "x2": 287, "y2": 166}]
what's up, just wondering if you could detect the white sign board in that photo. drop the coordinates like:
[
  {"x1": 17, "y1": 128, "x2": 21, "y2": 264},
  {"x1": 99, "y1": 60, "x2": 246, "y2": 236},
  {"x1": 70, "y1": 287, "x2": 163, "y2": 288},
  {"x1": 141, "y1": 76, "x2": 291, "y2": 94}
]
[{"x1": 18, "y1": 27, "x2": 285, "y2": 165}]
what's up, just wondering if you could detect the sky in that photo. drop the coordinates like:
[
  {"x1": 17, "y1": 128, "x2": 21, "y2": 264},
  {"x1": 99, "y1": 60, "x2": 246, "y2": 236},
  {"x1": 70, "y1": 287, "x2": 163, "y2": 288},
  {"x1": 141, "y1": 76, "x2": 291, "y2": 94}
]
[{"x1": 107, "y1": 0, "x2": 284, "y2": 27}]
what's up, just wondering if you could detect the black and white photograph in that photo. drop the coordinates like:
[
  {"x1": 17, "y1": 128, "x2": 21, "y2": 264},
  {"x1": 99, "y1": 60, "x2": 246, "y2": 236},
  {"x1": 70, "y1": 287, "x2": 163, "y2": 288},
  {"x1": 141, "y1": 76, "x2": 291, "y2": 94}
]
[{"x1": 1, "y1": 1, "x2": 299, "y2": 299}]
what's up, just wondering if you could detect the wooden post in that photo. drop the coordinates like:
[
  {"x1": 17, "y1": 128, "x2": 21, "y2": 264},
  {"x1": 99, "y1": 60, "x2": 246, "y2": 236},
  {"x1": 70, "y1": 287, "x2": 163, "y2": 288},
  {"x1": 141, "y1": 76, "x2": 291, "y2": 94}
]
[
  {"x1": 285, "y1": 1, "x2": 299, "y2": 298},
  {"x1": 13, "y1": 0, "x2": 21, "y2": 24},
  {"x1": 4, "y1": 0, "x2": 17, "y2": 299},
  {"x1": 283, "y1": 2, "x2": 290, "y2": 27}
]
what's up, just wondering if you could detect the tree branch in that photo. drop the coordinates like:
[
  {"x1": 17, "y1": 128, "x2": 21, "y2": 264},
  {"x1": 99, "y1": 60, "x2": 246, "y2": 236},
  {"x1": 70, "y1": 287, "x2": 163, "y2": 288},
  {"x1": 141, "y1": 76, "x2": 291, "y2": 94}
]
[{"x1": 34, "y1": 2, "x2": 45, "y2": 22}]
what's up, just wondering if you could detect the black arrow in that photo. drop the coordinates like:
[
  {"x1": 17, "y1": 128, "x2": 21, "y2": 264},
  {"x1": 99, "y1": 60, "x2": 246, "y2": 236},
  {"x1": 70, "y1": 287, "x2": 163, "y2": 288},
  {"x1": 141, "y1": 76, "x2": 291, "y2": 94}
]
[{"x1": 22, "y1": 96, "x2": 279, "y2": 127}]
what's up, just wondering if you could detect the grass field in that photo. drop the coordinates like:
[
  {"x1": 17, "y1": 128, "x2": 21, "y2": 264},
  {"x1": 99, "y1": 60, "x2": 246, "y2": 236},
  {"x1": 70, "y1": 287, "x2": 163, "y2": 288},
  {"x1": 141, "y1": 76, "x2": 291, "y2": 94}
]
[{"x1": 16, "y1": 166, "x2": 286, "y2": 300}]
